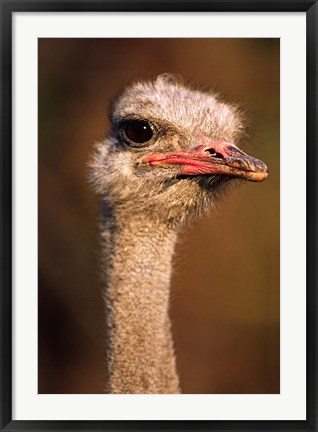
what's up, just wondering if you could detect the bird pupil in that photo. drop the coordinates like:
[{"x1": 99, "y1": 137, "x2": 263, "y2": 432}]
[{"x1": 124, "y1": 120, "x2": 153, "y2": 144}]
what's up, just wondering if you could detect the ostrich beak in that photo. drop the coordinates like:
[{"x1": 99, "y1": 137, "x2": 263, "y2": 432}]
[{"x1": 142, "y1": 140, "x2": 268, "y2": 182}]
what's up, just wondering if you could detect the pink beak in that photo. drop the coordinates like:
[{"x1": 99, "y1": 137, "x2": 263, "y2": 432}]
[{"x1": 142, "y1": 140, "x2": 268, "y2": 182}]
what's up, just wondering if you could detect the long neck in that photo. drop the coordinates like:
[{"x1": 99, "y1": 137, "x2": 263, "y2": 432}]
[{"x1": 101, "y1": 205, "x2": 180, "y2": 394}]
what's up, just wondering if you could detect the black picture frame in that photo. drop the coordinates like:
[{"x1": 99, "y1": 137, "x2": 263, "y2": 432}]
[{"x1": 1, "y1": 1, "x2": 317, "y2": 431}]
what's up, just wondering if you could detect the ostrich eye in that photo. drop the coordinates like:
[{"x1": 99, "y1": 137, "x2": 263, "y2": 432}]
[{"x1": 121, "y1": 120, "x2": 154, "y2": 146}]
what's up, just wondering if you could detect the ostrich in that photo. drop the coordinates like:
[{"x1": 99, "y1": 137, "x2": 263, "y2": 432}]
[{"x1": 89, "y1": 74, "x2": 268, "y2": 394}]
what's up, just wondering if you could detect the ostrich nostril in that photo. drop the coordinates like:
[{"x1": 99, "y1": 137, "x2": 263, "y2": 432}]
[{"x1": 204, "y1": 148, "x2": 223, "y2": 159}]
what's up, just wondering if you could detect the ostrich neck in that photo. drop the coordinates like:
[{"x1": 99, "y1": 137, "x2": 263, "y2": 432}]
[{"x1": 101, "y1": 206, "x2": 180, "y2": 394}]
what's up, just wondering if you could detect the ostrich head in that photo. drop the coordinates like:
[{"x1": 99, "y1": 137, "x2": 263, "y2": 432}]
[{"x1": 90, "y1": 74, "x2": 268, "y2": 226}]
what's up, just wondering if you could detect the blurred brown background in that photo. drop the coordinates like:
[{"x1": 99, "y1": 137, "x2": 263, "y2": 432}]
[{"x1": 38, "y1": 38, "x2": 280, "y2": 394}]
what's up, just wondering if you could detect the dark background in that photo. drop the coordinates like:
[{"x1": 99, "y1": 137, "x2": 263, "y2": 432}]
[{"x1": 38, "y1": 38, "x2": 280, "y2": 394}]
